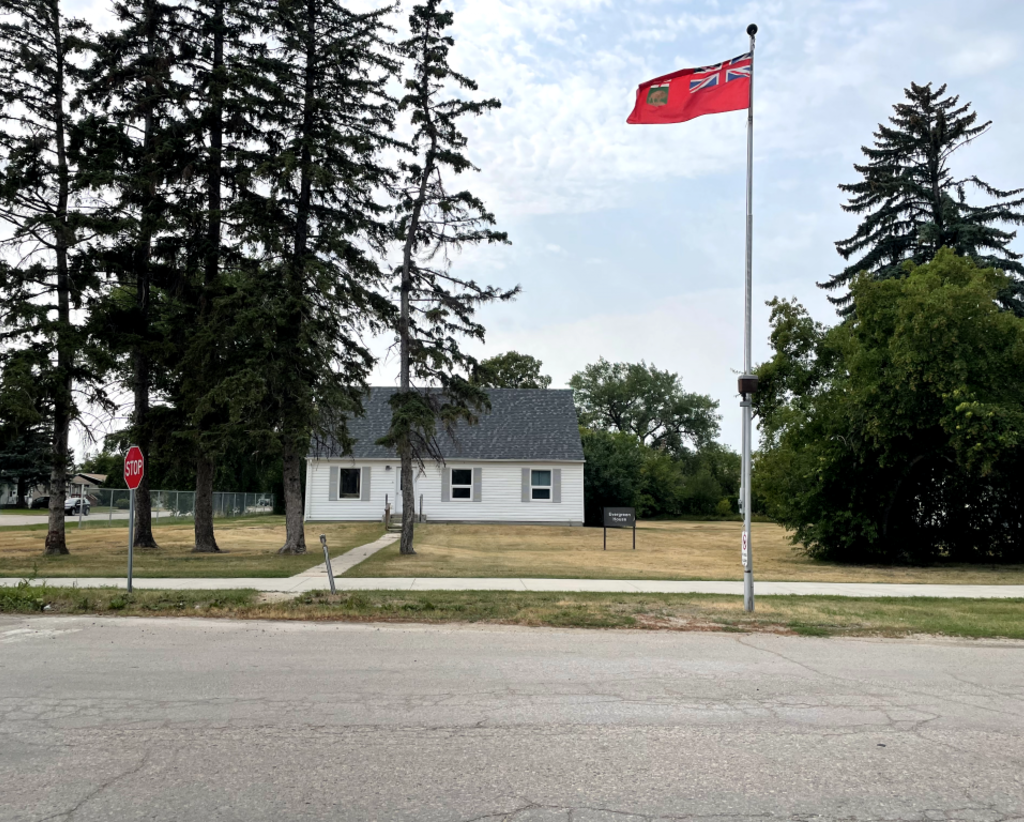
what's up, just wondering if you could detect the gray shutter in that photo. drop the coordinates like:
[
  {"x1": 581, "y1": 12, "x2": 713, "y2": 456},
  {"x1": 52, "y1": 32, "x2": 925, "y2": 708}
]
[
  {"x1": 329, "y1": 466, "x2": 339, "y2": 502},
  {"x1": 360, "y1": 467, "x2": 370, "y2": 501},
  {"x1": 552, "y1": 468, "x2": 562, "y2": 503},
  {"x1": 521, "y1": 468, "x2": 530, "y2": 502},
  {"x1": 472, "y1": 467, "x2": 482, "y2": 502},
  {"x1": 441, "y1": 468, "x2": 450, "y2": 502}
]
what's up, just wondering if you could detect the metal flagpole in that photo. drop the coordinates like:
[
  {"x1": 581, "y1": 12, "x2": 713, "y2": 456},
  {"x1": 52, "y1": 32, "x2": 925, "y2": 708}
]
[{"x1": 741, "y1": 23, "x2": 758, "y2": 613}]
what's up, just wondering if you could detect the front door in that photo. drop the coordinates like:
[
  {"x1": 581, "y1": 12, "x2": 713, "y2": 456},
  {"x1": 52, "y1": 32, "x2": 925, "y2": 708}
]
[{"x1": 393, "y1": 468, "x2": 403, "y2": 516}]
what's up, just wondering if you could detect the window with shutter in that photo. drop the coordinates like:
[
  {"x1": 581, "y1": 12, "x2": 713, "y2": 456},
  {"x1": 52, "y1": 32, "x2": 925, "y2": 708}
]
[
  {"x1": 338, "y1": 468, "x2": 360, "y2": 499},
  {"x1": 451, "y1": 468, "x2": 472, "y2": 500},
  {"x1": 530, "y1": 469, "x2": 552, "y2": 501}
]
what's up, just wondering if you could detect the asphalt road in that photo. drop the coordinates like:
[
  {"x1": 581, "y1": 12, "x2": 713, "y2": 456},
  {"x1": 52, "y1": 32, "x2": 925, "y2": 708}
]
[
  {"x1": 1, "y1": 617, "x2": 1022, "y2": 822},
  {"x1": 2, "y1": 511, "x2": 133, "y2": 526}
]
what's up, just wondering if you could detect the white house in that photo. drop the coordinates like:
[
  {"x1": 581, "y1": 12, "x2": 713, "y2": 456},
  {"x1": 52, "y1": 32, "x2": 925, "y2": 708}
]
[{"x1": 305, "y1": 388, "x2": 585, "y2": 526}]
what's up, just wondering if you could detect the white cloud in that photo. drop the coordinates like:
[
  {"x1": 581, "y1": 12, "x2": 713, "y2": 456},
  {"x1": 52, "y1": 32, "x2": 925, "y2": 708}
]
[{"x1": 56, "y1": 0, "x2": 1024, "y2": 458}]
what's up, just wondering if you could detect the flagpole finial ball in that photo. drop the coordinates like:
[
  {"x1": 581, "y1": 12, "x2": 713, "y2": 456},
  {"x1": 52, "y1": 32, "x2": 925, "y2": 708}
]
[{"x1": 746, "y1": 23, "x2": 758, "y2": 36}]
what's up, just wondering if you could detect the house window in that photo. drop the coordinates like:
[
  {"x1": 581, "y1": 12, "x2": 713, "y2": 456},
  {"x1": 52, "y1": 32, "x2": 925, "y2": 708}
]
[
  {"x1": 451, "y1": 469, "x2": 472, "y2": 499},
  {"x1": 531, "y1": 470, "x2": 551, "y2": 500},
  {"x1": 339, "y1": 468, "x2": 361, "y2": 499}
]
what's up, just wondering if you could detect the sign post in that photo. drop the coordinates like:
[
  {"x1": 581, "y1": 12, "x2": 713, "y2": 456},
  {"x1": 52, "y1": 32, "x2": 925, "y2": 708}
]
[
  {"x1": 123, "y1": 445, "x2": 144, "y2": 593},
  {"x1": 602, "y1": 507, "x2": 636, "y2": 551},
  {"x1": 319, "y1": 534, "x2": 336, "y2": 595}
]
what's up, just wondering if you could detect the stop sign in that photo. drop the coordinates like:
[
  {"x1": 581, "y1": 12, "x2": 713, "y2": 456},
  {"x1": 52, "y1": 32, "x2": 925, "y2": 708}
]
[{"x1": 124, "y1": 445, "x2": 144, "y2": 490}]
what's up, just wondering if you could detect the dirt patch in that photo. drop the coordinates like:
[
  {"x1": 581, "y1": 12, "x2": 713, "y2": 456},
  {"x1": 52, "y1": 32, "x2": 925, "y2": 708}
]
[{"x1": 255, "y1": 592, "x2": 296, "y2": 604}]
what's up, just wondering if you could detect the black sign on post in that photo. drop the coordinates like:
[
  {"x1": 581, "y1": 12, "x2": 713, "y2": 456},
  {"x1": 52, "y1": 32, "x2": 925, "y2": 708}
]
[{"x1": 602, "y1": 507, "x2": 636, "y2": 551}]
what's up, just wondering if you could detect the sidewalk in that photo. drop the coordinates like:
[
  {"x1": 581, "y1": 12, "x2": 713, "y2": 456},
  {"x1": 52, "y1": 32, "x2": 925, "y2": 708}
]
[{"x1": 3, "y1": 531, "x2": 1023, "y2": 598}]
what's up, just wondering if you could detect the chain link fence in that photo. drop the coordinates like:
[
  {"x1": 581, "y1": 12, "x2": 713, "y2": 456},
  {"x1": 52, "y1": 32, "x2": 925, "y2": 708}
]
[{"x1": 63, "y1": 487, "x2": 275, "y2": 521}]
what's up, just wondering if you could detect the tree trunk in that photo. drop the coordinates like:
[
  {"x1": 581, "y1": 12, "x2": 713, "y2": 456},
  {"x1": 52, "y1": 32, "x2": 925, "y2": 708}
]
[
  {"x1": 274, "y1": 0, "x2": 313, "y2": 557},
  {"x1": 43, "y1": 9, "x2": 71, "y2": 557},
  {"x1": 278, "y1": 438, "x2": 306, "y2": 554},
  {"x1": 43, "y1": 397, "x2": 70, "y2": 555},
  {"x1": 189, "y1": 0, "x2": 226, "y2": 533},
  {"x1": 393, "y1": 71, "x2": 437, "y2": 557},
  {"x1": 192, "y1": 455, "x2": 220, "y2": 552},
  {"x1": 132, "y1": 350, "x2": 158, "y2": 548},
  {"x1": 399, "y1": 447, "x2": 415, "y2": 554},
  {"x1": 131, "y1": 0, "x2": 160, "y2": 549},
  {"x1": 16, "y1": 477, "x2": 28, "y2": 510}
]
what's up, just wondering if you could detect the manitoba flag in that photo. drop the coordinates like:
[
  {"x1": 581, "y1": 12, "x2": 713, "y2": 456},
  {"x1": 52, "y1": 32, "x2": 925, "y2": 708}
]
[{"x1": 627, "y1": 52, "x2": 751, "y2": 125}]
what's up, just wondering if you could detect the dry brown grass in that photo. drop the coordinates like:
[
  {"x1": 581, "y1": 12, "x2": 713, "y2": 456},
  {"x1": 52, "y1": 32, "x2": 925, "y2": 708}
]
[
  {"x1": 346, "y1": 520, "x2": 1024, "y2": 584},
  {"x1": 0, "y1": 517, "x2": 383, "y2": 578}
]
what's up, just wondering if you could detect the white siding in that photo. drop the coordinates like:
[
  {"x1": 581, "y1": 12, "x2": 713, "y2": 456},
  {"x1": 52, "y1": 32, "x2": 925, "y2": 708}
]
[{"x1": 305, "y1": 459, "x2": 584, "y2": 525}]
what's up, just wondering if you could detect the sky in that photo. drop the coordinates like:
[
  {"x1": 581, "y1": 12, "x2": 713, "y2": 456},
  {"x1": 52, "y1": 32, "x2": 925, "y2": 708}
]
[{"x1": 68, "y1": 0, "x2": 1024, "y2": 453}]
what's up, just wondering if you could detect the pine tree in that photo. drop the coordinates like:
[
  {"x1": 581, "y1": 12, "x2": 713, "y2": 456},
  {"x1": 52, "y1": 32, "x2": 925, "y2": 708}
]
[
  {"x1": 380, "y1": 0, "x2": 517, "y2": 555},
  {"x1": 0, "y1": 349, "x2": 53, "y2": 509},
  {"x1": 173, "y1": 0, "x2": 276, "y2": 553},
  {"x1": 822, "y1": 82, "x2": 1024, "y2": 315},
  {"x1": 0, "y1": 0, "x2": 97, "y2": 553},
  {"x1": 247, "y1": 0, "x2": 399, "y2": 553},
  {"x1": 76, "y1": 0, "x2": 195, "y2": 549}
]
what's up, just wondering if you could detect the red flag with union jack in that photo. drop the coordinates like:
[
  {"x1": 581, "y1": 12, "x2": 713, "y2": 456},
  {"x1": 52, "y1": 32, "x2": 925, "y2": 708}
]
[{"x1": 627, "y1": 53, "x2": 751, "y2": 125}]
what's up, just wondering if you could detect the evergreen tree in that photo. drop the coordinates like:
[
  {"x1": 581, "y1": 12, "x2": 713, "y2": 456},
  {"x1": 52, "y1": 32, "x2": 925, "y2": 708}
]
[
  {"x1": 248, "y1": 0, "x2": 399, "y2": 553},
  {"x1": 822, "y1": 82, "x2": 1024, "y2": 315},
  {"x1": 0, "y1": 350, "x2": 53, "y2": 508},
  {"x1": 173, "y1": 0, "x2": 278, "y2": 552},
  {"x1": 0, "y1": 0, "x2": 98, "y2": 553},
  {"x1": 77, "y1": 0, "x2": 194, "y2": 549},
  {"x1": 381, "y1": 0, "x2": 516, "y2": 555}
]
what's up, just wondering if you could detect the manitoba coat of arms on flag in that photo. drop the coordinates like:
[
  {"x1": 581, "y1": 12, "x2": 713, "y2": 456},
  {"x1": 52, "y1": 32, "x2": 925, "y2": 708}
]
[{"x1": 627, "y1": 52, "x2": 752, "y2": 125}]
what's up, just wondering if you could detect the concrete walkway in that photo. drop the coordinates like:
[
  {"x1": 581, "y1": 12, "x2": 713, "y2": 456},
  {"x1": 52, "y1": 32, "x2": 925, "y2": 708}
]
[
  {"x1": 3, "y1": 531, "x2": 1023, "y2": 598},
  {"x1": 293, "y1": 531, "x2": 400, "y2": 578}
]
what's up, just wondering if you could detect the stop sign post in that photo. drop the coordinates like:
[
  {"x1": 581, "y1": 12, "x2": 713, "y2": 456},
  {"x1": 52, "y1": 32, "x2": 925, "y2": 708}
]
[{"x1": 124, "y1": 445, "x2": 144, "y2": 592}]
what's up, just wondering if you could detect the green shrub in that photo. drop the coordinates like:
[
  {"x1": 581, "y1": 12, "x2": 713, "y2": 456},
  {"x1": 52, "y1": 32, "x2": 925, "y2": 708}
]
[{"x1": 0, "y1": 581, "x2": 46, "y2": 612}]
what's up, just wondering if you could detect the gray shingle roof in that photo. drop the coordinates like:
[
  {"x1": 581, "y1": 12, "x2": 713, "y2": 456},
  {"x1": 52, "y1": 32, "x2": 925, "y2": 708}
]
[{"x1": 308, "y1": 387, "x2": 583, "y2": 461}]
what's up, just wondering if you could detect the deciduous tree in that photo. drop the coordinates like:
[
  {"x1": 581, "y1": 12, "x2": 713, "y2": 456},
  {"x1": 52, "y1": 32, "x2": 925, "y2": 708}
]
[
  {"x1": 472, "y1": 351, "x2": 551, "y2": 389},
  {"x1": 758, "y1": 250, "x2": 1024, "y2": 563},
  {"x1": 569, "y1": 359, "x2": 719, "y2": 456}
]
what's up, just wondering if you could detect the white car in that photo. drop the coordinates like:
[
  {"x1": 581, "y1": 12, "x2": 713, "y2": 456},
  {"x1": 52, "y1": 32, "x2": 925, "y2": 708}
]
[{"x1": 65, "y1": 497, "x2": 91, "y2": 516}]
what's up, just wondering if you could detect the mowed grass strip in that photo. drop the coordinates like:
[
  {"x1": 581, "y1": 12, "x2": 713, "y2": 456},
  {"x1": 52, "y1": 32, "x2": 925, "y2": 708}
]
[
  {"x1": 0, "y1": 517, "x2": 383, "y2": 578},
  {"x1": 3, "y1": 584, "x2": 1023, "y2": 639},
  {"x1": 345, "y1": 521, "x2": 1024, "y2": 585}
]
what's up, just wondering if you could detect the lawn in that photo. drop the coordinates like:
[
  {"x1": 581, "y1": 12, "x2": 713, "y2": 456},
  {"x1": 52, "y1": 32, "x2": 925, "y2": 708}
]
[
  {"x1": 3, "y1": 584, "x2": 1023, "y2": 639},
  {"x1": 344, "y1": 520, "x2": 1024, "y2": 584},
  {"x1": 0, "y1": 516, "x2": 383, "y2": 578}
]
